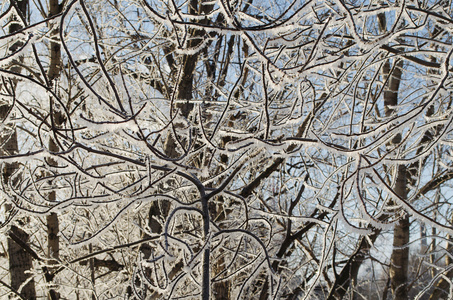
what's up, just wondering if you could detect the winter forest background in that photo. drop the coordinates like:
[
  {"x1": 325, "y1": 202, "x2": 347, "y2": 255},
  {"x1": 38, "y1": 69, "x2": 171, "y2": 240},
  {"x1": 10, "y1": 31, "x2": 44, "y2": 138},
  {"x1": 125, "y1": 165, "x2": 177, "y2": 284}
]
[{"x1": 1, "y1": 0, "x2": 453, "y2": 299}]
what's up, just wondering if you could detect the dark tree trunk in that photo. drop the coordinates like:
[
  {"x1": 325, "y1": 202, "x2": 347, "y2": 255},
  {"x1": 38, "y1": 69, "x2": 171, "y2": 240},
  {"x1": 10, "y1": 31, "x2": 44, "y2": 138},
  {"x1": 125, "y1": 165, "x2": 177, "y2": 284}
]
[
  {"x1": 3, "y1": 0, "x2": 36, "y2": 298},
  {"x1": 46, "y1": 0, "x2": 63, "y2": 298},
  {"x1": 8, "y1": 226, "x2": 37, "y2": 300},
  {"x1": 383, "y1": 60, "x2": 409, "y2": 300}
]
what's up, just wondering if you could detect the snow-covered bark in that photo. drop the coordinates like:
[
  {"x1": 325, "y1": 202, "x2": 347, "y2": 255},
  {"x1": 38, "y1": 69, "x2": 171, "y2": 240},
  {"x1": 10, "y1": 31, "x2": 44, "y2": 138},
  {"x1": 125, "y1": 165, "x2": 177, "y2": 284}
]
[
  {"x1": 2, "y1": 1, "x2": 37, "y2": 299},
  {"x1": 46, "y1": 0, "x2": 63, "y2": 299}
]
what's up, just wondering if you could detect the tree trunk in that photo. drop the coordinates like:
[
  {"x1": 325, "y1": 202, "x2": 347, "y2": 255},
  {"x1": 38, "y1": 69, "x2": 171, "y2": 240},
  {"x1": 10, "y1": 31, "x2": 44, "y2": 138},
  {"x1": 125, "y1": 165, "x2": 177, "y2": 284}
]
[
  {"x1": 377, "y1": 12, "x2": 409, "y2": 298},
  {"x1": 390, "y1": 208, "x2": 410, "y2": 300},
  {"x1": 384, "y1": 58, "x2": 409, "y2": 300},
  {"x1": 3, "y1": 0, "x2": 37, "y2": 298},
  {"x1": 2, "y1": 88, "x2": 37, "y2": 300},
  {"x1": 46, "y1": 0, "x2": 63, "y2": 298},
  {"x1": 8, "y1": 225, "x2": 37, "y2": 299}
]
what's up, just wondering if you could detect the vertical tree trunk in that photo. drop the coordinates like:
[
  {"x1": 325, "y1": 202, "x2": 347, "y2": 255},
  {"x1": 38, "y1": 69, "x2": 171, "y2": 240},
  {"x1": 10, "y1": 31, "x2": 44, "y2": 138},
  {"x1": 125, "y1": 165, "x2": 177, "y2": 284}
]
[
  {"x1": 3, "y1": 124, "x2": 35, "y2": 298},
  {"x1": 384, "y1": 58, "x2": 409, "y2": 300},
  {"x1": 430, "y1": 199, "x2": 438, "y2": 278},
  {"x1": 390, "y1": 204, "x2": 410, "y2": 300},
  {"x1": 46, "y1": 0, "x2": 63, "y2": 298},
  {"x1": 420, "y1": 222, "x2": 428, "y2": 254},
  {"x1": 89, "y1": 242, "x2": 96, "y2": 300},
  {"x1": 377, "y1": 11, "x2": 409, "y2": 299},
  {"x1": 3, "y1": 0, "x2": 36, "y2": 298},
  {"x1": 7, "y1": 225, "x2": 36, "y2": 299}
]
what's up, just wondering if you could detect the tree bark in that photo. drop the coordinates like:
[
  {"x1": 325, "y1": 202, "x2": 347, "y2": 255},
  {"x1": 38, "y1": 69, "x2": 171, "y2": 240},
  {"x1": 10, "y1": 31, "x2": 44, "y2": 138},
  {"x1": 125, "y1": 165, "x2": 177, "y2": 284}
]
[
  {"x1": 384, "y1": 57, "x2": 409, "y2": 300},
  {"x1": 46, "y1": 0, "x2": 63, "y2": 298},
  {"x1": 377, "y1": 11, "x2": 409, "y2": 298},
  {"x1": 390, "y1": 207, "x2": 410, "y2": 300},
  {"x1": 2, "y1": 91, "x2": 37, "y2": 300},
  {"x1": 3, "y1": 1, "x2": 37, "y2": 299},
  {"x1": 7, "y1": 226, "x2": 36, "y2": 300}
]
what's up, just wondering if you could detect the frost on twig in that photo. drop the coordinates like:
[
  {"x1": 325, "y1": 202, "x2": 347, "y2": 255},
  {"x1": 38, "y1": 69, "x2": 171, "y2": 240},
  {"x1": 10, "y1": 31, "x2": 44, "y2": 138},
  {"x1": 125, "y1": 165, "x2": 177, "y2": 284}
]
[{"x1": 1, "y1": 0, "x2": 453, "y2": 299}]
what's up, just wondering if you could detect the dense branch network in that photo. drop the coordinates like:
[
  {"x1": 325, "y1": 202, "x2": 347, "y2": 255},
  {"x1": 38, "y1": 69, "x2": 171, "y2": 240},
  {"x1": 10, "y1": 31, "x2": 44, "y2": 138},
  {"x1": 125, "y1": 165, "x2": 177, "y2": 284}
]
[{"x1": 1, "y1": 0, "x2": 453, "y2": 298}]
